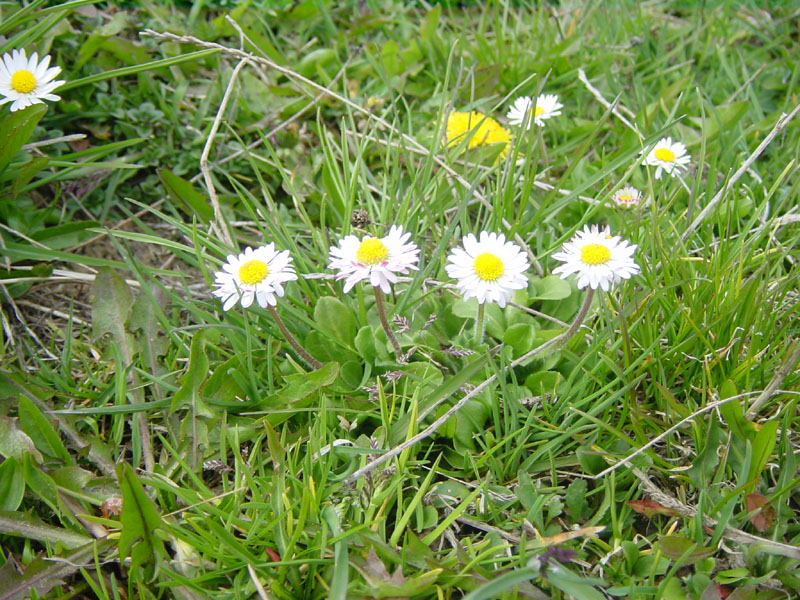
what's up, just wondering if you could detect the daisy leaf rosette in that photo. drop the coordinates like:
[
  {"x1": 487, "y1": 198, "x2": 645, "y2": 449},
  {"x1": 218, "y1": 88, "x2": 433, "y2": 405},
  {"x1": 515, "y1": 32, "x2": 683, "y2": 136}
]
[
  {"x1": 641, "y1": 136, "x2": 691, "y2": 179},
  {"x1": 445, "y1": 232, "x2": 530, "y2": 308},
  {"x1": 551, "y1": 225, "x2": 640, "y2": 291},
  {"x1": 213, "y1": 244, "x2": 297, "y2": 311},
  {"x1": 328, "y1": 225, "x2": 420, "y2": 293},
  {"x1": 506, "y1": 93, "x2": 563, "y2": 129},
  {"x1": 0, "y1": 49, "x2": 65, "y2": 112}
]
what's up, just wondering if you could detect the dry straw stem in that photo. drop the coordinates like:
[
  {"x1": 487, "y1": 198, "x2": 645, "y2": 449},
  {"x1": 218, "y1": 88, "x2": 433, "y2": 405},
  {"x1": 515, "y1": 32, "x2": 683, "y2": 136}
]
[
  {"x1": 201, "y1": 56, "x2": 249, "y2": 248},
  {"x1": 343, "y1": 289, "x2": 596, "y2": 486},
  {"x1": 591, "y1": 389, "x2": 800, "y2": 480},
  {"x1": 683, "y1": 100, "x2": 800, "y2": 241},
  {"x1": 140, "y1": 22, "x2": 544, "y2": 275},
  {"x1": 633, "y1": 468, "x2": 800, "y2": 560},
  {"x1": 577, "y1": 68, "x2": 641, "y2": 138}
]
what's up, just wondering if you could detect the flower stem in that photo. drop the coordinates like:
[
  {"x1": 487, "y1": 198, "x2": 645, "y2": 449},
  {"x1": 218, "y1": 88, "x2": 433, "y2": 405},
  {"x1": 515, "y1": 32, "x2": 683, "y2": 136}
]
[
  {"x1": 267, "y1": 305, "x2": 322, "y2": 370},
  {"x1": 374, "y1": 287, "x2": 405, "y2": 362},
  {"x1": 474, "y1": 302, "x2": 486, "y2": 345}
]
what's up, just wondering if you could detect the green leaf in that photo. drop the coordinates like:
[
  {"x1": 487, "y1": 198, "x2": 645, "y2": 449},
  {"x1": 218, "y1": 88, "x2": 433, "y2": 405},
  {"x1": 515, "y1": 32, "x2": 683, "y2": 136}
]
[
  {"x1": 544, "y1": 561, "x2": 608, "y2": 600},
  {"x1": 128, "y1": 285, "x2": 169, "y2": 384},
  {"x1": 171, "y1": 330, "x2": 210, "y2": 413},
  {"x1": 0, "y1": 416, "x2": 42, "y2": 463},
  {"x1": 687, "y1": 415, "x2": 721, "y2": 490},
  {"x1": 322, "y1": 505, "x2": 349, "y2": 598},
  {"x1": 565, "y1": 478, "x2": 589, "y2": 522},
  {"x1": 314, "y1": 296, "x2": 357, "y2": 346},
  {"x1": 0, "y1": 459, "x2": 24, "y2": 511},
  {"x1": 117, "y1": 462, "x2": 167, "y2": 577},
  {"x1": 504, "y1": 323, "x2": 536, "y2": 358},
  {"x1": 22, "y1": 454, "x2": 60, "y2": 516},
  {"x1": 718, "y1": 379, "x2": 756, "y2": 442},
  {"x1": 157, "y1": 169, "x2": 213, "y2": 222},
  {"x1": 658, "y1": 535, "x2": 716, "y2": 563},
  {"x1": 0, "y1": 509, "x2": 91, "y2": 548},
  {"x1": 381, "y1": 40, "x2": 401, "y2": 77},
  {"x1": 463, "y1": 567, "x2": 539, "y2": 600},
  {"x1": 748, "y1": 420, "x2": 778, "y2": 491},
  {"x1": 17, "y1": 397, "x2": 72, "y2": 463},
  {"x1": 91, "y1": 267, "x2": 136, "y2": 363},
  {"x1": 531, "y1": 275, "x2": 572, "y2": 301},
  {"x1": 688, "y1": 101, "x2": 749, "y2": 141},
  {"x1": 11, "y1": 156, "x2": 48, "y2": 198},
  {"x1": 419, "y1": 5, "x2": 441, "y2": 42},
  {"x1": 354, "y1": 325, "x2": 379, "y2": 364},
  {"x1": 0, "y1": 104, "x2": 47, "y2": 172},
  {"x1": 277, "y1": 361, "x2": 339, "y2": 403}
]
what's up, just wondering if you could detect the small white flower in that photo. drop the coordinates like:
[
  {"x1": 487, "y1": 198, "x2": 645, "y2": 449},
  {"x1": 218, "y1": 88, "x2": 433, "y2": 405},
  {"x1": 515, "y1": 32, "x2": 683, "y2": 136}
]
[
  {"x1": 212, "y1": 244, "x2": 297, "y2": 311},
  {"x1": 328, "y1": 225, "x2": 420, "y2": 293},
  {"x1": 445, "y1": 232, "x2": 530, "y2": 308},
  {"x1": 506, "y1": 93, "x2": 563, "y2": 129},
  {"x1": 0, "y1": 49, "x2": 65, "y2": 112},
  {"x1": 551, "y1": 225, "x2": 640, "y2": 291},
  {"x1": 612, "y1": 186, "x2": 646, "y2": 209},
  {"x1": 641, "y1": 137, "x2": 690, "y2": 179}
]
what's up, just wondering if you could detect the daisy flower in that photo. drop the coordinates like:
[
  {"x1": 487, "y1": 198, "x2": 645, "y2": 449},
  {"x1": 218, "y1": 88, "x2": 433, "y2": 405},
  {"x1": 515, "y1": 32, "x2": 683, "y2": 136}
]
[
  {"x1": 551, "y1": 225, "x2": 640, "y2": 292},
  {"x1": 445, "y1": 110, "x2": 511, "y2": 158},
  {"x1": 445, "y1": 232, "x2": 530, "y2": 308},
  {"x1": 506, "y1": 94, "x2": 563, "y2": 129},
  {"x1": 0, "y1": 49, "x2": 65, "y2": 112},
  {"x1": 641, "y1": 137, "x2": 691, "y2": 180},
  {"x1": 328, "y1": 225, "x2": 419, "y2": 293},
  {"x1": 213, "y1": 244, "x2": 297, "y2": 311},
  {"x1": 612, "y1": 186, "x2": 646, "y2": 209}
]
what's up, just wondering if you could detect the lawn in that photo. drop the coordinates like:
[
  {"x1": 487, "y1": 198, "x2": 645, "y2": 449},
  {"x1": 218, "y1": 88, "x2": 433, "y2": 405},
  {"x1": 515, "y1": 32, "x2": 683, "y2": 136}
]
[{"x1": 1, "y1": 1, "x2": 799, "y2": 599}]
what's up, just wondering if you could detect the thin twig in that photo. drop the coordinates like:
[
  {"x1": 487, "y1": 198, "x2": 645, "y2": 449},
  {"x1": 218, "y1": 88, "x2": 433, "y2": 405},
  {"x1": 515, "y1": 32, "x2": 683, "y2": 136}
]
[
  {"x1": 343, "y1": 290, "x2": 595, "y2": 486},
  {"x1": 633, "y1": 468, "x2": 800, "y2": 559},
  {"x1": 590, "y1": 390, "x2": 794, "y2": 480},
  {"x1": 577, "y1": 68, "x2": 641, "y2": 137},
  {"x1": 22, "y1": 133, "x2": 87, "y2": 151},
  {"x1": 683, "y1": 101, "x2": 800, "y2": 241},
  {"x1": 746, "y1": 340, "x2": 800, "y2": 420},
  {"x1": 201, "y1": 57, "x2": 249, "y2": 248}
]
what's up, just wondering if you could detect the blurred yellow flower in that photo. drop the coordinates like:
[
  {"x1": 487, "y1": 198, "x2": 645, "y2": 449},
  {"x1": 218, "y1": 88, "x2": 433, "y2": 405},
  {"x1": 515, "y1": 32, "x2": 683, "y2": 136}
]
[{"x1": 445, "y1": 110, "x2": 510, "y2": 159}]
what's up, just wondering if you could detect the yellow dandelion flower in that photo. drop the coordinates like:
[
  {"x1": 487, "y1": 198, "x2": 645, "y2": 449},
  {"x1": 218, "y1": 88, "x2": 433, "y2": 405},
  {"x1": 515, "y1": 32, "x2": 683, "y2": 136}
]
[{"x1": 445, "y1": 110, "x2": 511, "y2": 160}]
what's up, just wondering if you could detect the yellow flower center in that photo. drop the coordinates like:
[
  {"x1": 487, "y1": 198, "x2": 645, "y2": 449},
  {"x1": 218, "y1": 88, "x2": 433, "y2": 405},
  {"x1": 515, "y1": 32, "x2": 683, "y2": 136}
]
[
  {"x1": 239, "y1": 259, "x2": 269, "y2": 284},
  {"x1": 11, "y1": 70, "x2": 36, "y2": 94},
  {"x1": 654, "y1": 147, "x2": 675, "y2": 162},
  {"x1": 580, "y1": 244, "x2": 612, "y2": 265},
  {"x1": 534, "y1": 106, "x2": 545, "y2": 117},
  {"x1": 356, "y1": 238, "x2": 388, "y2": 265},
  {"x1": 618, "y1": 195, "x2": 632, "y2": 202},
  {"x1": 473, "y1": 252, "x2": 504, "y2": 281}
]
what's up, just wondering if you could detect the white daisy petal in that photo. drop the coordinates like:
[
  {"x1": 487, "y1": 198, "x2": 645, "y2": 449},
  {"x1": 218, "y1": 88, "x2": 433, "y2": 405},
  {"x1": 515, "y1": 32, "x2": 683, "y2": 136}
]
[
  {"x1": 328, "y1": 225, "x2": 420, "y2": 293},
  {"x1": 641, "y1": 137, "x2": 691, "y2": 180},
  {"x1": 551, "y1": 225, "x2": 640, "y2": 291},
  {"x1": 0, "y1": 48, "x2": 65, "y2": 113},
  {"x1": 506, "y1": 91, "x2": 563, "y2": 129},
  {"x1": 211, "y1": 244, "x2": 297, "y2": 311},
  {"x1": 446, "y1": 231, "x2": 530, "y2": 306}
]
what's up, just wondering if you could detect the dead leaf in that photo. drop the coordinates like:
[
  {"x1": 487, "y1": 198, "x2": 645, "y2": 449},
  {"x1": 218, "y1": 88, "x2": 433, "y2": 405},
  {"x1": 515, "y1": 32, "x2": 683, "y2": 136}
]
[
  {"x1": 627, "y1": 499, "x2": 681, "y2": 518},
  {"x1": 746, "y1": 493, "x2": 776, "y2": 532}
]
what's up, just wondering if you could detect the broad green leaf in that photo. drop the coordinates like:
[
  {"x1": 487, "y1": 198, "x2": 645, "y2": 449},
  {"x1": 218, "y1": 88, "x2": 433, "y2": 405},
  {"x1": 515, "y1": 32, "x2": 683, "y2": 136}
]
[
  {"x1": 419, "y1": 5, "x2": 441, "y2": 42},
  {"x1": 117, "y1": 462, "x2": 167, "y2": 576},
  {"x1": 544, "y1": 561, "x2": 607, "y2": 600},
  {"x1": 158, "y1": 168, "x2": 213, "y2": 222},
  {"x1": 748, "y1": 421, "x2": 778, "y2": 491},
  {"x1": 17, "y1": 397, "x2": 71, "y2": 463},
  {"x1": 658, "y1": 535, "x2": 716, "y2": 563},
  {"x1": 504, "y1": 323, "x2": 536, "y2": 358},
  {"x1": 314, "y1": 296, "x2": 357, "y2": 346},
  {"x1": 463, "y1": 567, "x2": 539, "y2": 600},
  {"x1": 565, "y1": 478, "x2": 589, "y2": 522},
  {"x1": 0, "y1": 416, "x2": 42, "y2": 463},
  {"x1": 718, "y1": 379, "x2": 756, "y2": 442},
  {"x1": 0, "y1": 509, "x2": 91, "y2": 548},
  {"x1": 11, "y1": 156, "x2": 47, "y2": 198},
  {"x1": 91, "y1": 267, "x2": 136, "y2": 363},
  {"x1": 381, "y1": 40, "x2": 401, "y2": 77},
  {"x1": 531, "y1": 275, "x2": 573, "y2": 301},
  {"x1": 277, "y1": 361, "x2": 339, "y2": 403},
  {"x1": 129, "y1": 285, "x2": 170, "y2": 384},
  {"x1": 171, "y1": 330, "x2": 210, "y2": 414},
  {"x1": 201, "y1": 356, "x2": 247, "y2": 407},
  {"x1": 22, "y1": 454, "x2": 60, "y2": 516},
  {"x1": 688, "y1": 101, "x2": 749, "y2": 141},
  {"x1": 0, "y1": 104, "x2": 47, "y2": 172},
  {"x1": 688, "y1": 415, "x2": 721, "y2": 490},
  {"x1": 0, "y1": 459, "x2": 24, "y2": 511},
  {"x1": 322, "y1": 505, "x2": 349, "y2": 598},
  {"x1": 354, "y1": 325, "x2": 379, "y2": 364}
]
